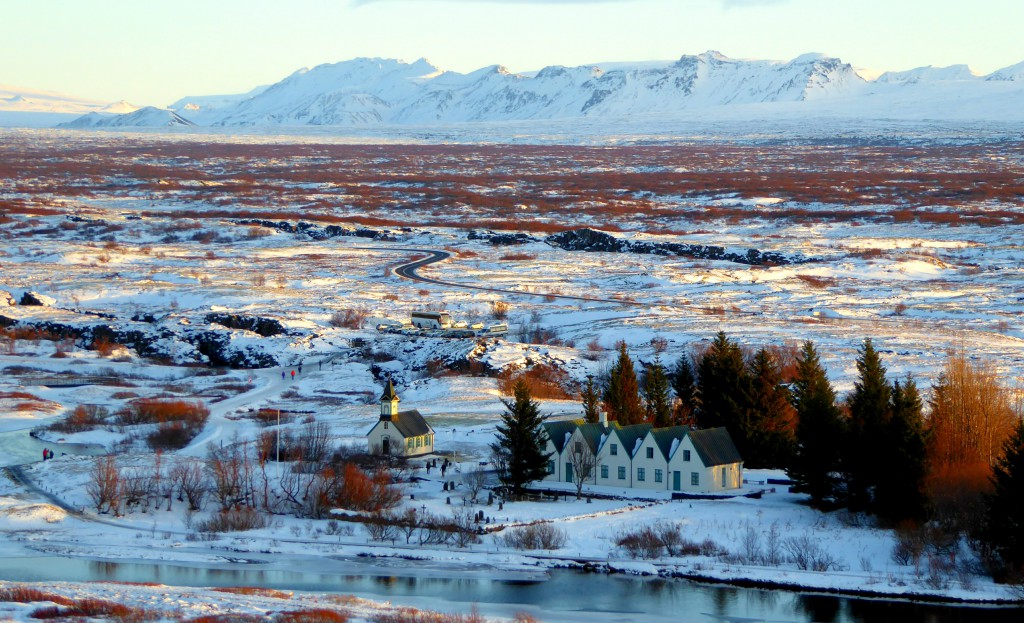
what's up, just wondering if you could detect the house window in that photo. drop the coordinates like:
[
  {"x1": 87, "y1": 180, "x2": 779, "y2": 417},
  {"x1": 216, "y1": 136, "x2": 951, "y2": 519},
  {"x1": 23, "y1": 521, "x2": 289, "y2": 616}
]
[
  {"x1": 610, "y1": 444, "x2": 618, "y2": 456},
  {"x1": 548, "y1": 460, "x2": 555, "y2": 475},
  {"x1": 683, "y1": 450, "x2": 691, "y2": 462},
  {"x1": 601, "y1": 465, "x2": 609, "y2": 479},
  {"x1": 575, "y1": 441, "x2": 583, "y2": 454},
  {"x1": 646, "y1": 447, "x2": 654, "y2": 459},
  {"x1": 655, "y1": 469, "x2": 663, "y2": 483},
  {"x1": 407, "y1": 438, "x2": 414, "y2": 449},
  {"x1": 383, "y1": 422, "x2": 388, "y2": 429},
  {"x1": 416, "y1": 436, "x2": 422, "y2": 447},
  {"x1": 691, "y1": 472, "x2": 700, "y2": 486},
  {"x1": 617, "y1": 466, "x2": 626, "y2": 480},
  {"x1": 637, "y1": 468, "x2": 646, "y2": 482},
  {"x1": 721, "y1": 467, "x2": 727, "y2": 485}
]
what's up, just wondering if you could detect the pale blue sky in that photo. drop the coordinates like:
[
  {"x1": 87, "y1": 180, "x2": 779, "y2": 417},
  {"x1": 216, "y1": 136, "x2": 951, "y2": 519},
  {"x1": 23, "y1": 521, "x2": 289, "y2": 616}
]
[{"x1": 3, "y1": 0, "x2": 1022, "y2": 106}]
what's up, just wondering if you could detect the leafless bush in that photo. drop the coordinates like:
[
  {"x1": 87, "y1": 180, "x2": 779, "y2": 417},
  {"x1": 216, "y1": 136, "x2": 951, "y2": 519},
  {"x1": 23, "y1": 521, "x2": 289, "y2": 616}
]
[
  {"x1": 87, "y1": 455, "x2": 122, "y2": 516},
  {"x1": 365, "y1": 512, "x2": 399, "y2": 542},
  {"x1": 460, "y1": 463, "x2": 489, "y2": 503},
  {"x1": 329, "y1": 308, "x2": 368, "y2": 329},
  {"x1": 784, "y1": 534, "x2": 843, "y2": 571},
  {"x1": 498, "y1": 522, "x2": 568, "y2": 550},
  {"x1": 371, "y1": 606, "x2": 486, "y2": 623},
  {"x1": 170, "y1": 460, "x2": 207, "y2": 511},
  {"x1": 50, "y1": 404, "x2": 108, "y2": 433},
  {"x1": 615, "y1": 521, "x2": 685, "y2": 559},
  {"x1": 197, "y1": 506, "x2": 269, "y2": 533},
  {"x1": 490, "y1": 300, "x2": 510, "y2": 320},
  {"x1": 449, "y1": 507, "x2": 481, "y2": 548}
]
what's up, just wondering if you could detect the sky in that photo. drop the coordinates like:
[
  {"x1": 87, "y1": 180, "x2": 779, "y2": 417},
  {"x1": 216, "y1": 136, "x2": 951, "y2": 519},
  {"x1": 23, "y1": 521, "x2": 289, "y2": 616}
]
[{"x1": 2, "y1": 0, "x2": 1023, "y2": 106}]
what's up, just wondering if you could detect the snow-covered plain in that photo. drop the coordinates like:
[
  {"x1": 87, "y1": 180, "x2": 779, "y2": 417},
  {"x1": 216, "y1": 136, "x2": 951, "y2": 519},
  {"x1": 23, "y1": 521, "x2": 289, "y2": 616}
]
[{"x1": 1, "y1": 128, "x2": 1023, "y2": 618}]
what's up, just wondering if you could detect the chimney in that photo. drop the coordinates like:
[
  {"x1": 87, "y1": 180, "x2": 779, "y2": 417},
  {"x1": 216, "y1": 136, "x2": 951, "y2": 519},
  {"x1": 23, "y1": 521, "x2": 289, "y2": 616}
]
[{"x1": 599, "y1": 411, "x2": 607, "y2": 426}]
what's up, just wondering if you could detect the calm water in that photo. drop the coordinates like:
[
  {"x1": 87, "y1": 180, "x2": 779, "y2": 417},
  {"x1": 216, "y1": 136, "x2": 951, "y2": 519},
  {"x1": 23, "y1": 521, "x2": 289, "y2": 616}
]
[{"x1": 0, "y1": 556, "x2": 1019, "y2": 623}]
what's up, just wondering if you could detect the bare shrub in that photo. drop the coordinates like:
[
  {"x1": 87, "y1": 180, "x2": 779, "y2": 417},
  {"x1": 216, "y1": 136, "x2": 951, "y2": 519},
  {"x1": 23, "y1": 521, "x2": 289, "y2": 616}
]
[
  {"x1": 499, "y1": 252, "x2": 536, "y2": 261},
  {"x1": 784, "y1": 534, "x2": 843, "y2": 571},
  {"x1": 87, "y1": 455, "x2": 122, "y2": 516},
  {"x1": 170, "y1": 460, "x2": 208, "y2": 511},
  {"x1": 329, "y1": 308, "x2": 368, "y2": 329},
  {"x1": 615, "y1": 521, "x2": 684, "y2": 559},
  {"x1": 50, "y1": 404, "x2": 107, "y2": 433},
  {"x1": 490, "y1": 300, "x2": 510, "y2": 320},
  {"x1": 371, "y1": 606, "x2": 485, "y2": 623},
  {"x1": 275, "y1": 609, "x2": 350, "y2": 623},
  {"x1": 197, "y1": 506, "x2": 269, "y2": 533},
  {"x1": 498, "y1": 522, "x2": 567, "y2": 550}
]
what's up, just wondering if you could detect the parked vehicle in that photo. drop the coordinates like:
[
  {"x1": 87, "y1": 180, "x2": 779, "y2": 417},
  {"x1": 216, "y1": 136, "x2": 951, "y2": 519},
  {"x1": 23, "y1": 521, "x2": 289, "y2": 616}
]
[{"x1": 411, "y1": 311, "x2": 453, "y2": 329}]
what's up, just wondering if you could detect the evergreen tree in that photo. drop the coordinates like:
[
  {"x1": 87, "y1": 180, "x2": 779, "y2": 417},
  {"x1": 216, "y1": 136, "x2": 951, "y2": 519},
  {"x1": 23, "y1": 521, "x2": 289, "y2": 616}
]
[
  {"x1": 787, "y1": 340, "x2": 844, "y2": 506},
  {"x1": 697, "y1": 331, "x2": 750, "y2": 433},
  {"x1": 671, "y1": 353, "x2": 699, "y2": 426},
  {"x1": 490, "y1": 379, "x2": 551, "y2": 496},
  {"x1": 982, "y1": 417, "x2": 1024, "y2": 582},
  {"x1": 580, "y1": 375, "x2": 601, "y2": 423},
  {"x1": 642, "y1": 354, "x2": 673, "y2": 428},
  {"x1": 874, "y1": 376, "x2": 929, "y2": 522},
  {"x1": 844, "y1": 338, "x2": 892, "y2": 511},
  {"x1": 745, "y1": 347, "x2": 797, "y2": 468},
  {"x1": 602, "y1": 341, "x2": 645, "y2": 425}
]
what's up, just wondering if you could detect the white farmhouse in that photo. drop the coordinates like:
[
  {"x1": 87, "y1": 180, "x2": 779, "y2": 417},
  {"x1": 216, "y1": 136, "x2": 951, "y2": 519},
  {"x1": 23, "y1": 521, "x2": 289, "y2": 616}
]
[
  {"x1": 542, "y1": 419, "x2": 743, "y2": 494},
  {"x1": 366, "y1": 379, "x2": 435, "y2": 457}
]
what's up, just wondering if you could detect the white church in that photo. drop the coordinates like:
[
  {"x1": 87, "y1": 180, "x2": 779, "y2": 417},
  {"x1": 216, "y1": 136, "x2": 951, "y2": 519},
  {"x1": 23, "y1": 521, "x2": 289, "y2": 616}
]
[{"x1": 366, "y1": 379, "x2": 435, "y2": 457}]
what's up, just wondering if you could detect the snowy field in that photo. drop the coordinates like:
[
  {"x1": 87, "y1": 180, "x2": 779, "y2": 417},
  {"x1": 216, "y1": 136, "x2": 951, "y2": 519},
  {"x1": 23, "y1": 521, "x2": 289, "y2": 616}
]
[{"x1": 2, "y1": 130, "x2": 1024, "y2": 617}]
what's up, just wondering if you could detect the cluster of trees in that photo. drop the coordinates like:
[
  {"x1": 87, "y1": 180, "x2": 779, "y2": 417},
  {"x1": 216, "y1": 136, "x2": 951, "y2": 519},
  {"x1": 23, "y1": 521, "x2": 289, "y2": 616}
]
[
  {"x1": 588, "y1": 334, "x2": 797, "y2": 468},
  {"x1": 87, "y1": 423, "x2": 403, "y2": 525},
  {"x1": 574, "y1": 333, "x2": 1024, "y2": 581}
]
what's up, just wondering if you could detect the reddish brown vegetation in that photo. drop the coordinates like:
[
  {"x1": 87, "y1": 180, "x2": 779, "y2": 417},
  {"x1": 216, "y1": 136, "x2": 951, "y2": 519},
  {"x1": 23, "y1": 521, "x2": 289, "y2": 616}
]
[
  {"x1": 497, "y1": 363, "x2": 572, "y2": 400},
  {"x1": 117, "y1": 398, "x2": 210, "y2": 450},
  {"x1": 3, "y1": 137, "x2": 1022, "y2": 236}
]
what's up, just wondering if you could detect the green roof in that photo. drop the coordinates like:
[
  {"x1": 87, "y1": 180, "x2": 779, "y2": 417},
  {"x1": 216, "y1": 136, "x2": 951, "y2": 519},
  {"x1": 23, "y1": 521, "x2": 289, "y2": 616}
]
[
  {"x1": 689, "y1": 427, "x2": 743, "y2": 467},
  {"x1": 542, "y1": 420, "x2": 579, "y2": 453},
  {"x1": 609, "y1": 423, "x2": 653, "y2": 457},
  {"x1": 650, "y1": 426, "x2": 691, "y2": 460}
]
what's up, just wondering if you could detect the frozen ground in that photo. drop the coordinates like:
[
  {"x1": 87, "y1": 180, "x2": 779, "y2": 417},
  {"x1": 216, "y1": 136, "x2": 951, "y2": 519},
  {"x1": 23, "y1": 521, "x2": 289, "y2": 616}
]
[{"x1": 2, "y1": 131, "x2": 1024, "y2": 614}]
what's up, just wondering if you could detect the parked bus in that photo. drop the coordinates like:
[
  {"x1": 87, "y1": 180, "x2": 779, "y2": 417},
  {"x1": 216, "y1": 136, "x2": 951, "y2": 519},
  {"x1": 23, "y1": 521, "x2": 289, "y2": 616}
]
[{"x1": 411, "y1": 311, "x2": 453, "y2": 329}]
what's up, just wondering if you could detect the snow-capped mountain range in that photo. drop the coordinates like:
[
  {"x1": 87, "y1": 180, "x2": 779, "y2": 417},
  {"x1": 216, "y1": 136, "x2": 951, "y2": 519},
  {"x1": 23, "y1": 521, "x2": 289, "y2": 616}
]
[{"x1": 7, "y1": 51, "x2": 1024, "y2": 129}]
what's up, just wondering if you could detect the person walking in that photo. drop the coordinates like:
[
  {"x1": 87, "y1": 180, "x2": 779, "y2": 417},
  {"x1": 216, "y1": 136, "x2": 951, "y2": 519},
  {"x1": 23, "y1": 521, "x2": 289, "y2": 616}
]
[
  {"x1": 290, "y1": 370, "x2": 295, "y2": 380},
  {"x1": 281, "y1": 371, "x2": 285, "y2": 380},
  {"x1": 42, "y1": 448, "x2": 48, "y2": 461}
]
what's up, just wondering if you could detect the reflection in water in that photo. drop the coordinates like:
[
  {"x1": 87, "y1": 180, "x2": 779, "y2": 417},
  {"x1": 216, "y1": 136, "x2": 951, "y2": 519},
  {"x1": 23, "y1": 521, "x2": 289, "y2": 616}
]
[{"x1": 0, "y1": 557, "x2": 1017, "y2": 623}]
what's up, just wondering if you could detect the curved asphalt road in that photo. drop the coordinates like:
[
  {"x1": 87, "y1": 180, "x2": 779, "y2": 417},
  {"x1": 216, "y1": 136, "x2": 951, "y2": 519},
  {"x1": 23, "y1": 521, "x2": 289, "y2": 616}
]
[{"x1": 364, "y1": 246, "x2": 760, "y2": 314}]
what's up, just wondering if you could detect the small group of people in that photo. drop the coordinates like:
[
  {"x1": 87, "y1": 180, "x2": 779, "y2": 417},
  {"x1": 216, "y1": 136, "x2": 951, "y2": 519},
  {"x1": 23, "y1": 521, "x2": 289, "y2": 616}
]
[
  {"x1": 424, "y1": 458, "x2": 452, "y2": 477},
  {"x1": 41, "y1": 448, "x2": 54, "y2": 461},
  {"x1": 281, "y1": 364, "x2": 304, "y2": 381}
]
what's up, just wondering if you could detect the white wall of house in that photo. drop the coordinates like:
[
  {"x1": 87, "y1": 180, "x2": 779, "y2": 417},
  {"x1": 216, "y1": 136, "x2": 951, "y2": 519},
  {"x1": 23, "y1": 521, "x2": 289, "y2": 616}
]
[
  {"x1": 563, "y1": 428, "x2": 599, "y2": 486},
  {"x1": 542, "y1": 437, "x2": 562, "y2": 483},
  {"x1": 666, "y1": 435, "x2": 742, "y2": 493},
  {"x1": 632, "y1": 433, "x2": 670, "y2": 491},
  {"x1": 596, "y1": 429, "x2": 633, "y2": 488}
]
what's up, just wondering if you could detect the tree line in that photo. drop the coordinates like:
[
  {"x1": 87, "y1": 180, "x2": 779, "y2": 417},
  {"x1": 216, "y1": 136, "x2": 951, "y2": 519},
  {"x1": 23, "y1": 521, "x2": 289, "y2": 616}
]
[{"x1": 578, "y1": 332, "x2": 1024, "y2": 582}]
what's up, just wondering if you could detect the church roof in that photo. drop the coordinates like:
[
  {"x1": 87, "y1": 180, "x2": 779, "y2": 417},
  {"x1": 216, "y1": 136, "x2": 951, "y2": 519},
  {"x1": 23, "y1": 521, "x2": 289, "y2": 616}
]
[
  {"x1": 380, "y1": 378, "x2": 399, "y2": 402},
  {"x1": 390, "y1": 409, "x2": 433, "y2": 438}
]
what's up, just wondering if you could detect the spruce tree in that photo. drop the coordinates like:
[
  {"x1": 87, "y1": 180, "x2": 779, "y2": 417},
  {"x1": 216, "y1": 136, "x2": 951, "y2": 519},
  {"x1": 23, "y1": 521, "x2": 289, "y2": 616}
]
[
  {"x1": 874, "y1": 376, "x2": 929, "y2": 522},
  {"x1": 845, "y1": 338, "x2": 892, "y2": 511},
  {"x1": 490, "y1": 379, "x2": 551, "y2": 496},
  {"x1": 697, "y1": 331, "x2": 750, "y2": 433},
  {"x1": 580, "y1": 375, "x2": 601, "y2": 423},
  {"x1": 787, "y1": 340, "x2": 844, "y2": 506},
  {"x1": 642, "y1": 354, "x2": 673, "y2": 428},
  {"x1": 602, "y1": 341, "x2": 645, "y2": 425},
  {"x1": 983, "y1": 418, "x2": 1024, "y2": 582},
  {"x1": 745, "y1": 347, "x2": 797, "y2": 468},
  {"x1": 671, "y1": 353, "x2": 699, "y2": 426}
]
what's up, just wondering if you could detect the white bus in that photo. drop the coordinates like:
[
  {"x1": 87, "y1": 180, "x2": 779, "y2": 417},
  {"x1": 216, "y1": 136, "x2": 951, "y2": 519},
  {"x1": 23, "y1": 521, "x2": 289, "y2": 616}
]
[{"x1": 411, "y1": 311, "x2": 453, "y2": 329}]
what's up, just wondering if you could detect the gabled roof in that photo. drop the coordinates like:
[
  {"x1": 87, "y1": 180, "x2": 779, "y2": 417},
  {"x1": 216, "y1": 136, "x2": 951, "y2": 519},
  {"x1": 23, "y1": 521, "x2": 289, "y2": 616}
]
[
  {"x1": 390, "y1": 409, "x2": 432, "y2": 438},
  {"x1": 650, "y1": 426, "x2": 691, "y2": 460},
  {"x1": 576, "y1": 422, "x2": 609, "y2": 453},
  {"x1": 688, "y1": 427, "x2": 743, "y2": 467},
  {"x1": 380, "y1": 378, "x2": 399, "y2": 402},
  {"x1": 608, "y1": 423, "x2": 653, "y2": 457},
  {"x1": 542, "y1": 420, "x2": 580, "y2": 453}
]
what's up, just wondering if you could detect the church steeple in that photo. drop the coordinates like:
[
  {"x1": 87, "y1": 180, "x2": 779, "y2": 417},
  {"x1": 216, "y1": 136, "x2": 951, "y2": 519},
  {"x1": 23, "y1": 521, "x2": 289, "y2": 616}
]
[{"x1": 380, "y1": 378, "x2": 400, "y2": 420}]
